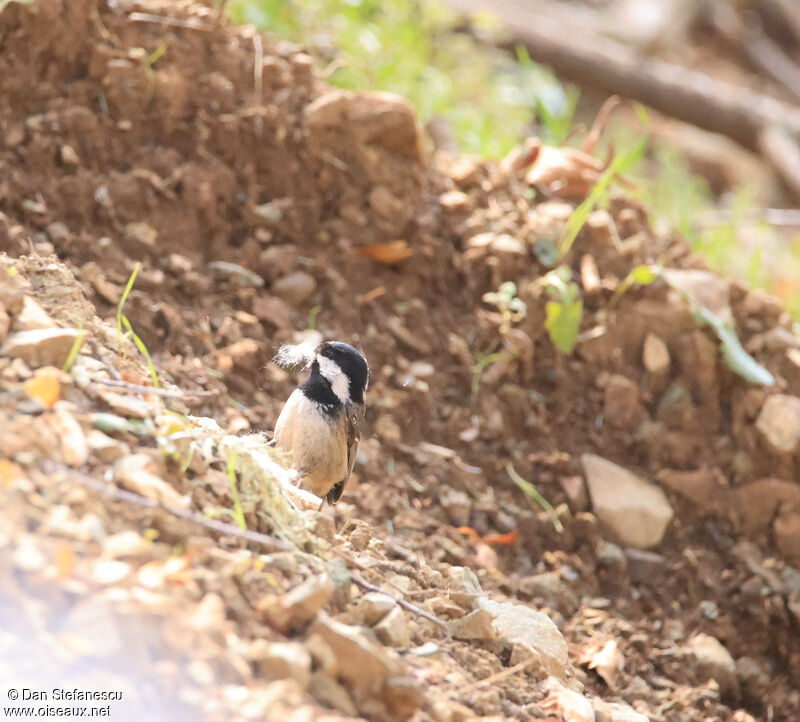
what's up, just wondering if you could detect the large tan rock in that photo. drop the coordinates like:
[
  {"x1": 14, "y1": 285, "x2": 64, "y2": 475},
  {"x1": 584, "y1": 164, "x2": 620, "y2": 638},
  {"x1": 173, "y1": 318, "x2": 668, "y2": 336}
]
[
  {"x1": 582, "y1": 453, "x2": 674, "y2": 549},
  {"x1": 478, "y1": 598, "x2": 569, "y2": 679},
  {"x1": 309, "y1": 612, "x2": 399, "y2": 694},
  {"x1": 1, "y1": 327, "x2": 83, "y2": 367}
]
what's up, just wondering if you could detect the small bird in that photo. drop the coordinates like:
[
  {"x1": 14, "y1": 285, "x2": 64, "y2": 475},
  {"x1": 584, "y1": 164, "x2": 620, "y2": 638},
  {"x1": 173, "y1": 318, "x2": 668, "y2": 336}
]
[{"x1": 271, "y1": 340, "x2": 369, "y2": 506}]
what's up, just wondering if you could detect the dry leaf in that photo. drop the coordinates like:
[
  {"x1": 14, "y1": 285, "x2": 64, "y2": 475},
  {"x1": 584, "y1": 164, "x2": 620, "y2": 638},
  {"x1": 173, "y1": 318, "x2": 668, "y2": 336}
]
[
  {"x1": 24, "y1": 368, "x2": 61, "y2": 408},
  {"x1": 54, "y1": 541, "x2": 76, "y2": 581},
  {"x1": 540, "y1": 677, "x2": 595, "y2": 722},
  {"x1": 0, "y1": 459, "x2": 26, "y2": 487},
  {"x1": 356, "y1": 240, "x2": 414, "y2": 263},
  {"x1": 578, "y1": 638, "x2": 625, "y2": 690},
  {"x1": 481, "y1": 530, "x2": 519, "y2": 546},
  {"x1": 358, "y1": 285, "x2": 386, "y2": 303},
  {"x1": 457, "y1": 526, "x2": 480, "y2": 544}
]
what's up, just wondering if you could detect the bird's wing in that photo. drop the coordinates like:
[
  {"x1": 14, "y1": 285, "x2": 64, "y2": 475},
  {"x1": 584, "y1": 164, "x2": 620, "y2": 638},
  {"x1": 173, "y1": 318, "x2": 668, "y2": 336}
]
[{"x1": 326, "y1": 401, "x2": 364, "y2": 505}]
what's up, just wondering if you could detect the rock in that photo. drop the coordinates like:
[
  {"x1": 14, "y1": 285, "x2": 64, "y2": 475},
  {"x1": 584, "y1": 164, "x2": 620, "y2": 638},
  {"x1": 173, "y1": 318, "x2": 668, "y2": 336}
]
[
  {"x1": 305, "y1": 89, "x2": 426, "y2": 164},
  {"x1": 124, "y1": 221, "x2": 157, "y2": 248},
  {"x1": 774, "y1": 510, "x2": 800, "y2": 564},
  {"x1": 603, "y1": 375, "x2": 647, "y2": 430},
  {"x1": 353, "y1": 592, "x2": 396, "y2": 626},
  {"x1": 307, "y1": 672, "x2": 357, "y2": 717},
  {"x1": 369, "y1": 185, "x2": 406, "y2": 220},
  {"x1": 90, "y1": 559, "x2": 131, "y2": 585},
  {"x1": 686, "y1": 633, "x2": 739, "y2": 699},
  {"x1": 439, "y1": 190, "x2": 471, "y2": 212},
  {"x1": 447, "y1": 608, "x2": 496, "y2": 641},
  {"x1": 381, "y1": 676, "x2": 424, "y2": 720},
  {"x1": 187, "y1": 593, "x2": 228, "y2": 632},
  {"x1": 582, "y1": 453, "x2": 674, "y2": 549},
  {"x1": 0, "y1": 267, "x2": 27, "y2": 314},
  {"x1": 449, "y1": 156, "x2": 482, "y2": 186},
  {"x1": 12, "y1": 296, "x2": 55, "y2": 331},
  {"x1": 559, "y1": 474, "x2": 588, "y2": 511},
  {"x1": 441, "y1": 488, "x2": 471, "y2": 527},
  {"x1": 86, "y1": 429, "x2": 129, "y2": 463},
  {"x1": 47, "y1": 407, "x2": 89, "y2": 467},
  {"x1": 478, "y1": 598, "x2": 569, "y2": 679},
  {"x1": 113, "y1": 454, "x2": 187, "y2": 508},
  {"x1": 271, "y1": 271, "x2": 316, "y2": 306},
  {"x1": 256, "y1": 642, "x2": 311, "y2": 690},
  {"x1": 592, "y1": 699, "x2": 650, "y2": 722},
  {"x1": 309, "y1": 612, "x2": 399, "y2": 694},
  {"x1": 643, "y1": 332, "x2": 670, "y2": 374},
  {"x1": 1, "y1": 327, "x2": 83, "y2": 367},
  {"x1": 663, "y1": 268, "x2": 731, "y2": 323},
  {"x1": 733, "y1": 478, "x2": 800, "y2": 536},
  {"x1": 277, "y1": 573, "x2": 334, "y2": 628},
  {"x1": 656, "y1": 467, "x2": 730, "y2": 515},
  {"x1": 755, "y1": 395, "x2": 800, "y2": 453},
  {"x1": 441, "y1": 565, "x2": 483, "y2": 610},
  {"x1": 374, "y1": 606, "x2": 411, "y2": 648}
]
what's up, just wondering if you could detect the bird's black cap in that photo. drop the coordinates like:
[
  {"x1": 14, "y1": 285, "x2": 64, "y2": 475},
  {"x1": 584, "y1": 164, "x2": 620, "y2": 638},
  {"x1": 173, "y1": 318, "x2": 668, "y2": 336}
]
[{"x1": 318, "y1": 341, "x2": 369, "y2": 404}]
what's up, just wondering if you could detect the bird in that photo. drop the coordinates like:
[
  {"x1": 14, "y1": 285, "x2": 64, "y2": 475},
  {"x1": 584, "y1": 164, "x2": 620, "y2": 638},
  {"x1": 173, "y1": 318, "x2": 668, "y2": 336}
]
[{"x1": 270, "y1": 340, "x2": 369, "y2": 507}]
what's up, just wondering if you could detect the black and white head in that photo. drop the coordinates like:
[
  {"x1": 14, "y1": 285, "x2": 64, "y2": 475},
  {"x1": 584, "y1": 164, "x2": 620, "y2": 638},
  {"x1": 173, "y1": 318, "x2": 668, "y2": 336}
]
[{"x1": 275, "y1": 340, "x2": 369, "y2": 407}]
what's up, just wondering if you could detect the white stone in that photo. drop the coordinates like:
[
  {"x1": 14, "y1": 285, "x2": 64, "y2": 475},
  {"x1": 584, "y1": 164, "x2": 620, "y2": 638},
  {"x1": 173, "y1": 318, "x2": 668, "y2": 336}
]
[{"x1": 582, "y1": 453, "x2": 674, "y2": 549}]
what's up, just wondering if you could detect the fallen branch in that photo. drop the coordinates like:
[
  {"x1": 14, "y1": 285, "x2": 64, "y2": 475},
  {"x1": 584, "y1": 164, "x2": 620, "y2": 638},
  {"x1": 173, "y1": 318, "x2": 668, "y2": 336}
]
[
  {"x1": 350, "y1": 572, "x2": 450, "y2": 631},
  {"x1": 91, "y1": 376, "x2": 221, "y2": 399},
  {"x1": 447, "y1": 0, "x2": 800, "y2": 197}
]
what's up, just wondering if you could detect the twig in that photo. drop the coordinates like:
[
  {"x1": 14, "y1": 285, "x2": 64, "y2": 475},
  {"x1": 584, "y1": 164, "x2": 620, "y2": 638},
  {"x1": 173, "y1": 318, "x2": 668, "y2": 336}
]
[
  {"x1": 42, "y1": 461, "x2": 291, "y2": 552},
  {"x1": 91, "y1": 377, "x2": 220, "y2": 399},
  {"x1": 128, "y1": 12, "x2": 211, "y2": 31},
  {"x1": 88, "y1": 337, "x2": 121, "y2": 380},
  {"x1": 350, "y1": 572, "x2": 450, "y2": 631},
  {"x1": 454, "y1": 658, "x2": 536, "y2": 695}
]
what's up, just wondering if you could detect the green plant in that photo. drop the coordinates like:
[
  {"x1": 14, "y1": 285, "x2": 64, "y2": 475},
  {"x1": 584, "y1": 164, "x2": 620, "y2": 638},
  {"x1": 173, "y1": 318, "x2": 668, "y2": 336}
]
[
  {"x1": 227, "y1": 0, "x2": 568, "y2": 158},
  {"x1": 473, "y1": 282, "x2": 529, "y2": 399},
  {"x1": 506, "y1": 462, "x2": 563, "y2": 532},
  {"x1": 61, "y1": 330, "x2": 87, "y2": 373},
  {"x1": 117, "y1": 262, "x2": 160, "y2": 388},
  {"x1": 536, "y1": 266, "x2": 583, "y2": 354},
  {"x1": 560, "y1": 137, "x2": 647, "y2": 258}
]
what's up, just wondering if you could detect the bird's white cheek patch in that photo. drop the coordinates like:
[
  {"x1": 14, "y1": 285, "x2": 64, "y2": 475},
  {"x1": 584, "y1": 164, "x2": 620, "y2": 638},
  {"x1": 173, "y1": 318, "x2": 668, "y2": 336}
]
[{"x1": 317, "y1": 355, "x2": 350, "y2": 403}]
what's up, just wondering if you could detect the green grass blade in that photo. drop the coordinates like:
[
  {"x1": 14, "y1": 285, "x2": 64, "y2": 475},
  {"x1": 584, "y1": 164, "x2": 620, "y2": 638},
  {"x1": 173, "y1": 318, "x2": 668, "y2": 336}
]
[
  {"x1": 506, "y1": 462, "x2": 563, "y2": 532},
  {"x1": 117, "y1": 262, "x2": 141, "y2": 337}
]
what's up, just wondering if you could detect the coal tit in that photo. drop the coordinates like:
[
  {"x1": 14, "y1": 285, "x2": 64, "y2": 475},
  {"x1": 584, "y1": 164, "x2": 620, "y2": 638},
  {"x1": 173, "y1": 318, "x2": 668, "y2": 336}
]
[{"x1": 271, "y1": 340, "x2": 369, "y2": 506}]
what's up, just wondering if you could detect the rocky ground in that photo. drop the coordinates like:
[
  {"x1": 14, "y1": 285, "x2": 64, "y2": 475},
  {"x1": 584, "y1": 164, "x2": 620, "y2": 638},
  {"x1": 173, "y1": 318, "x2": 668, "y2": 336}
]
[{"x1": 1, "y1": 1, "x2": 800, "y2": 721}]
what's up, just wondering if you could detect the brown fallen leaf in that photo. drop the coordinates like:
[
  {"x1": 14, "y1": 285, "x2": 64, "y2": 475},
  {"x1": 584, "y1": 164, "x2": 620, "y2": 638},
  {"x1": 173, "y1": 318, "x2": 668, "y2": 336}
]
[
  {"x1": 356, "y1": 240, "x2": 414, "y2": 263},
  {"x1": 24, "y1": 367, "x2": 61, "y2": 409},
  {"x1": 358, "y1": 285, "x2": 386, "y2": 304},
  {"x1": 539, "y1": 677, "x2": 595, "y2": 722},
  {"x1": 481, "y1": 530, "x2": 519, "y2": 546},
  {"x1": 578, "y1": 638, "x2": 625, "y2": 690}
]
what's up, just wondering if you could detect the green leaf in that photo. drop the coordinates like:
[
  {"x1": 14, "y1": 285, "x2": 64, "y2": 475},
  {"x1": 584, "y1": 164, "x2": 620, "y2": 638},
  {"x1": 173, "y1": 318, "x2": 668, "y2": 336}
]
[
  {"x1": 544, "y1": 297, "x2": 583, "y2": 354},
  {"x1": 692, "y1": 305, "x2": 775, "y2": 386},
  {"x1": 630, "y1": 264, "x2": 658, "y2": 285},
  {"x1": 506, "y1": 462, "x2": 563, "y2": 532},
  {"x1": 560, "y1": 137, "x2": 647, "y2": 258},
  {"x1": 533, "y1": 239, "x2": 559, "y2": 268}
]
